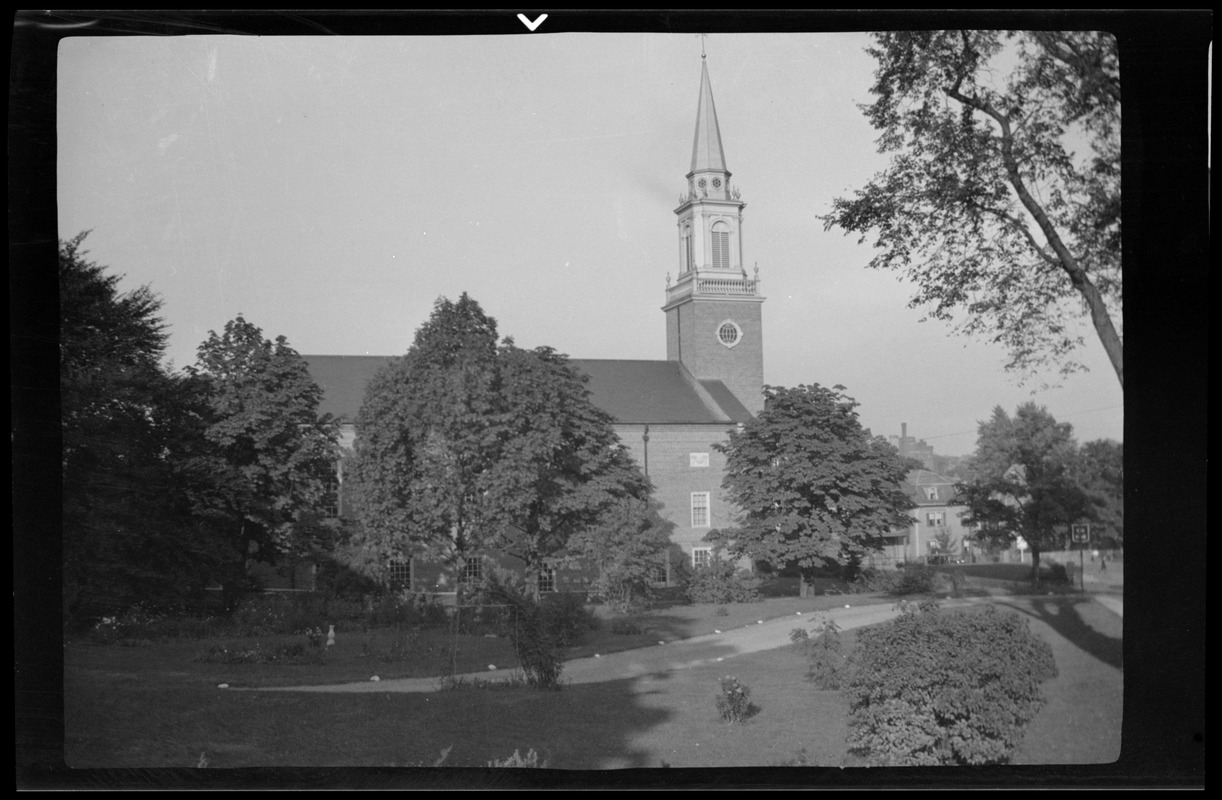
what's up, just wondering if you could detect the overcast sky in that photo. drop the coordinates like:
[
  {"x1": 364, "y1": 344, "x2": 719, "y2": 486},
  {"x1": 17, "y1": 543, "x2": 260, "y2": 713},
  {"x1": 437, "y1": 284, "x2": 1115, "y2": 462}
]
[{"x1": 56, "y1": 30, "x2": 1125, "y2": 457}]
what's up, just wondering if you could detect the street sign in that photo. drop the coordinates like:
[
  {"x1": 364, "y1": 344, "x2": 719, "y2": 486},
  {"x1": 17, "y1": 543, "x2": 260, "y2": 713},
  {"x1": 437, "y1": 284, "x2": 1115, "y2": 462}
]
[{"x1": 1071, "y1": 524, "x2": 1090, "y2": 544}]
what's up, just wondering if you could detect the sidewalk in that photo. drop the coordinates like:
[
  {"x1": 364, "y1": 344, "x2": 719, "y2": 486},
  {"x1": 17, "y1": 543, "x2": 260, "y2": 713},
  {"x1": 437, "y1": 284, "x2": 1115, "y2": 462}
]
[{"x1": 250, "y1": 597, "x2": 985, "y2": 695}]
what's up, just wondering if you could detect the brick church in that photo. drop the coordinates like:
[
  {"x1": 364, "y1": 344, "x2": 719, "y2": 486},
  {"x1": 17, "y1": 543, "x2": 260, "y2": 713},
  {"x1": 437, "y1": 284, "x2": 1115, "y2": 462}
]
[{"x1": 303, "y1": 56, "x2": 766, "y2": 592}]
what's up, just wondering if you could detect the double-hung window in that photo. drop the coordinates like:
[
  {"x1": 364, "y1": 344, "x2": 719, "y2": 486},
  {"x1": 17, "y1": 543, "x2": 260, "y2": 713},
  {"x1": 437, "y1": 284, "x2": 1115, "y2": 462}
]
[{"x1": 691, "y1": 492, "x2": 711, "y2": 528}]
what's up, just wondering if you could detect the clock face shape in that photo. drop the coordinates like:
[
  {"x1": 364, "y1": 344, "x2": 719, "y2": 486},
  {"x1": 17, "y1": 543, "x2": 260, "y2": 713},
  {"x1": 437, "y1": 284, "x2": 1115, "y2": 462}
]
[{"x1": 712, "y1": 178, "x2": 722, "y2": 188}]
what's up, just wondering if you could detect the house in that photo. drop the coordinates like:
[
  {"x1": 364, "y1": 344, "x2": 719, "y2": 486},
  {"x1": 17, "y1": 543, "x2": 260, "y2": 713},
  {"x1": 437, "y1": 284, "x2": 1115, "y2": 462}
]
[
  {"x1": 870, "y1": 469, "x2": 974, "y2": 567},
  {"x1": 301, "y1": 56, "x2": 766, "y2": 595}
]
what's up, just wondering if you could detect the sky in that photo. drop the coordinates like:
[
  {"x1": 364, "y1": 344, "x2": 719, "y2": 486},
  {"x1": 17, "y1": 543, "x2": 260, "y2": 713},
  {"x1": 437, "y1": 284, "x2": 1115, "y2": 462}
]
[{"x1": 56, "y1": 28, "x2": 1125, "y2": 457}]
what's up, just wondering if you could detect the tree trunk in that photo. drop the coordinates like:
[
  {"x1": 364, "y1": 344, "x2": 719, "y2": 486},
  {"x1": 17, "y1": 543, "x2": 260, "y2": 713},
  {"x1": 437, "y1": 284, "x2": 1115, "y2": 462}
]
[{"x1": 1029, "y1": 545, "x2": 1043, "y2": 586}]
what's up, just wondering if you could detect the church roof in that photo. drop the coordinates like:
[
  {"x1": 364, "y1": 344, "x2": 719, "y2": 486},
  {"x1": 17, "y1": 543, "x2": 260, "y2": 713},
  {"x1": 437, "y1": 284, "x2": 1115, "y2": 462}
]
[
  {"x1": 302, "y1": 354, "x2": 752, "y2": 426},
  {"x1": 570, "y1": 359, "x2": 751, "y2": 425},
  {"x1": 689, "y1": 58, "x2": 728, "y2": 176}
]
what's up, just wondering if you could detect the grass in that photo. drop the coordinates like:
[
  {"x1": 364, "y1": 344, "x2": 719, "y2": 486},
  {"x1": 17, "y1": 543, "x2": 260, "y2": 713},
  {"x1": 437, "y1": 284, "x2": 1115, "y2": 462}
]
[
  {"x1": 63, "y1": 570, "x2": 1121, "y2": 770},
  {"x1": 65, "y1": 628, "x2": 861, "y2": 769}
]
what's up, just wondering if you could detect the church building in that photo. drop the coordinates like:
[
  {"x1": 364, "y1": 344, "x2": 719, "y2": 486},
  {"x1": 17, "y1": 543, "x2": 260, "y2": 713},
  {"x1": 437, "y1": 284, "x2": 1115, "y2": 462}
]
[{"x1": 303, "y1": 57, "x2": 766, "y2": 591}]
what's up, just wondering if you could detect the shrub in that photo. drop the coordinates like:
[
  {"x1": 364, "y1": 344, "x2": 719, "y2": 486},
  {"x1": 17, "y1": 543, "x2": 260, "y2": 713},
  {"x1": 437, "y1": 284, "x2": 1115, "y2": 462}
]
[
  {"x1": 364, "y1": 591, "x2": 448, "y2": 630},
  {"x1": 845, "y1": 603, "x2": 1057, "y2": 766},
  {"x1": 854, "y1": 564, "x2": 940, "y2": 596},
  {"x1": 540, "y1": 592, "x2": 601, "y2": 647},
  {"x1": 685, "y1": 554, "x2": 762, "y2": 604},
  {"x1": 715, "y1": 675, "x2": 756, "y2": 723},
  {"x1": 468, "y1": 569, "x2": 565, "y2": 690},
  {"x1": 790, "y1": 616, "x2": 847, "y2": 689}
]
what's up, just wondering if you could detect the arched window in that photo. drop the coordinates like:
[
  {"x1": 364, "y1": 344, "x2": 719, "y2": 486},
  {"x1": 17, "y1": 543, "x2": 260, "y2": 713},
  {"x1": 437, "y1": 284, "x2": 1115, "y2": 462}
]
[
  {"x1": 682, "y1": 225, "x2": 693, "y2": 272},
  {"x1": 710, "y1": 221, "x2": 731, "y2": 270}
]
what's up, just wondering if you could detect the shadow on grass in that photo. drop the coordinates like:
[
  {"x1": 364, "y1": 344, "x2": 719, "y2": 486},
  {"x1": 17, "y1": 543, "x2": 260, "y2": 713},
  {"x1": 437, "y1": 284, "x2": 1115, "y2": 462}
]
[
  {"x1": 990, "y1": 596, "x2": 1122, "y2": 671},
  {"x1": 65, "y1": 652, "x2": 678, "y2": 768}
]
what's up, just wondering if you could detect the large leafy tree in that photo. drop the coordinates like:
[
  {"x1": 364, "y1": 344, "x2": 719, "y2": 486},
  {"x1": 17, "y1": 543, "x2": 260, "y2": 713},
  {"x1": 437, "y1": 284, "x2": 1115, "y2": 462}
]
[
  {"x1": 711, "y1": 384, "x2": 915, "y2": 591},
  {"x1": 568, "y1": 497, "x2": 674, "y2": 612},
  {"x1": 482, "y1": 343, "x2": 652, "y2": 594},
  {"x1": 187, "y1": 316, "x2": 339, "y2": 603},
  {"x1": 957, "y1": 403, "x2": 1093, "y2": 581},
  {"x1": 823, "y1": 31, "x2": 1122, "y2": 386},
  {"x1": 1071, "y1": 439, "x2": 1123, "y2": 548},
  {"x1": 349, "y1": 294, "x2": 651, "y2": 596},
  {"x1": 60, "y1": 234, "x2": 226, "y2": 620}
]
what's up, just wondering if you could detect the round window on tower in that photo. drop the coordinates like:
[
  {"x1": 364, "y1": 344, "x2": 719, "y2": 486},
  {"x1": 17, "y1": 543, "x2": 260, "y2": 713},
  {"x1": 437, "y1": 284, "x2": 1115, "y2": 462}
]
[
  {"x1": 717, "y1": 320, "x2": 742, "y2": 349},
  {"x1": 712, "y1": 177, "x2": 722, "y2": 188}
]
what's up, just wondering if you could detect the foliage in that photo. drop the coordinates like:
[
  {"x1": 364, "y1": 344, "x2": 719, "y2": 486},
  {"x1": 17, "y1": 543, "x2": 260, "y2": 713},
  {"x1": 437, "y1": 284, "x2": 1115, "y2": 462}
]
[
  {"x1": 684, "y1": 552, "x2": 763, "y2": 604},
  {"x1": 191, "y1": 641, "x2": 326, "y2": 666},
  {"x1": 60, "y1": 234, "x2": 228, "y2": 622},
  {"x1": 466, "y1": 569, "x2": 569, "y2": 689},
  {"x1": 957, "y1": 403, "x2": 1092, "y2": 581},
  {"x1": 715, "y1": 676, "x2": 756, "y2": 724},
  {"x1": 823, "y1": 31, "x2": 1122, "y2": 385},
  {"x1": 186, "y1": 315, "x2": 340, "y2": 605},
  {"x1": 348, "y1": 295, "x2": 651, "y2": 595},
  {"x1": 711, "y1": 384, "x2": 915, "y2": 587},
  {"x1": 487, "y1": 748, "x2": 548, "y2": 768},
  {"x1": 846, "y1": 602, "x2": 1057, "y2": 765},
  {"x1": 855, "y1": 564, "x2": 942, "y2": 596},
  {"x1": 571, "y1": 497, "x2": 674, "y2": 613},
  {"x1": 1070, "y1": 439, "x2": 1123, "y2": 547},
  {"x1": 790, "y1": 617, "x2": 847, "y2": 689},
  {"x1": 362, "y1": 592, "x2": 449, "y2": 631}
]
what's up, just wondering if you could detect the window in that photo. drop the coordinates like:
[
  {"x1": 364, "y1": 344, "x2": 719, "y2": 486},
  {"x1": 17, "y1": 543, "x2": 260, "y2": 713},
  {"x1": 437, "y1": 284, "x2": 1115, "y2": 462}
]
[
  {"x1": 461, "y1": 556, "x2": 483, "y2": 584},
  {"x1": 682, "y1": 226, "x2": 694, "y2": 272},
  {"x1": 324, "y1": 467, "x2": 341, "y2": 518},
  {"x1": 537, "y1": 567, "x2": 556, "y2": 595},
  {"x1": 924, "y1": 486, "x2": 939, "y2": 501},
  {"x1": 717, "y1": 320, "x2": 741, "y2": 348},
  {"x1": 927, "y1": 512, "x2": 945, "y2": 527},
  {"x1": 387, "y1": 559, "x2": 411, "y2": 590},
  {"x1": 692, "y1": 547, "x2": 712, "y2": 569},
  {"x1": 711, "y1": 222, "x2": 730, "y2": 269},
  {"x1": 650, "y1": 561, "x2": 669, "y2": 584},
  {"x1": 691, "y1": 492, "x2": 711, "y2": 528},
  {"x1": 690, "y1": 452, "x2": 710, "y2": 468}
]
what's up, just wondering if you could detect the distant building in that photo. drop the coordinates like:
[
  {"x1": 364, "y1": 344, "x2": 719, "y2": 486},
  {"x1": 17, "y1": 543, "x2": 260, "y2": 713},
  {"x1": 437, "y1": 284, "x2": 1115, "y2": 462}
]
[
  {"x1": 871, "y1": 469, "x2": 973, "y2": 567},
  {"x1": 888, "y1": 422, "x2": 968, "y2": 476},
  {"x1": 300, "y1": 56, "x2": 765, "y2": 594}
]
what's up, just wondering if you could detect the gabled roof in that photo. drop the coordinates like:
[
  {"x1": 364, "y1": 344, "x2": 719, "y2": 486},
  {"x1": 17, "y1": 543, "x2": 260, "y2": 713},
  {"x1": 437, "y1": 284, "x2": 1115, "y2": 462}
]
[
  {"x1": 904, "y1": 469, "x2": 962, "y2": 505},
  {"x1": 569, "y1": 359, "x2": 750, "y2": 425},
  {"x1": 303, "y1": 354, "x2": 753, "y2": 427}
]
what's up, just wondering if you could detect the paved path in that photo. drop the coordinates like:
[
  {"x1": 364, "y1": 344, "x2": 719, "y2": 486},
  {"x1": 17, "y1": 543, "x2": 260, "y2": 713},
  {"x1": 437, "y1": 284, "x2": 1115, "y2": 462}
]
[
  {"x1": 247, "y1": 588, "x2": 1121, "y2": 695},
  {"x1": 248, "y1": 597, "x2": 986, "y2": 694}
]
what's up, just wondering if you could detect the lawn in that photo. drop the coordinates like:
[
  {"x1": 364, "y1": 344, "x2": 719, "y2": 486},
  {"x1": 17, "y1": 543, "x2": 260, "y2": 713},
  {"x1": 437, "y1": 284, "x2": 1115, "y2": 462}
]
[
  {"x1": 65, "y1": 627, "x2": 859, "y2": 769},
  {"x1": 62, "y1": 576, "x2": 1121, "y2": 772}
]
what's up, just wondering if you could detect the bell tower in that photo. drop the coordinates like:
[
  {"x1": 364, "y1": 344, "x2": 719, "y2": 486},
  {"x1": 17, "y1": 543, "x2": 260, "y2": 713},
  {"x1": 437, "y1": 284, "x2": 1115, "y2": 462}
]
[{"x1": 664, "y1": 55, "x2": 765, "y2": 415}]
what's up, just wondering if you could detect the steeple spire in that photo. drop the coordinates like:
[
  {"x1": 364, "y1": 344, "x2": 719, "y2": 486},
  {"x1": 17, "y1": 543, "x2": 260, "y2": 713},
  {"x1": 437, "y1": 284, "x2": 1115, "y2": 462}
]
[{"x1": 689, "y1": 58, "x2": 728, "y2": 176}]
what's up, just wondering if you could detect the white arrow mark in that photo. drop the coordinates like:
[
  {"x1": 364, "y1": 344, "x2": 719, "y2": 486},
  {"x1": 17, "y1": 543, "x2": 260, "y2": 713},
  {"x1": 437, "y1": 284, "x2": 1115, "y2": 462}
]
[{"x1": 517, "y1": 13, "x2": 548, "y2": 31}]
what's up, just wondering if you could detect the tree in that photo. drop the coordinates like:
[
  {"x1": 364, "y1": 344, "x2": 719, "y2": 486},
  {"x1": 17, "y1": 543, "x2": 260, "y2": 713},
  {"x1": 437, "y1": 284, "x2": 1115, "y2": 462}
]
[
  {"x1": 349, "y1": 294, "x2": 652, "y2": 597},
  {"x1": 823, "y1": 31, "x2": 1122, "y2": 386},
  {"x1": 957, "y1": 403, "x2": 1092, "y2": 581},
  {"x1": 187, "y1": 316, "x2": 339, "y2": 605},
  {"x1": 60, "y1": 233, "x2": 227, "y2": 620},
  {"x1": 1071, "y1": 439, "x2": 1123, "y2": 548},
  {"x1": 569, "y1": 497, "x2": 674, "y2": 612},
  {"x1": 711, "y1": 384, "x2": 915, "y2": 593},
  {"x1": 482, "y1": 343, "x2": 652, "y2": 595}
]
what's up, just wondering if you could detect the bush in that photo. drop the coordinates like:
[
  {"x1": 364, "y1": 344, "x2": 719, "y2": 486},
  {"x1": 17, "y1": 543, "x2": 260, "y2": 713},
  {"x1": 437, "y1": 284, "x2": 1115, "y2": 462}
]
[
  {"x1": 854, "y1": 564, "x2": 940, "y2": 596},
  {"x1": 363, "y1": 591, "x2": 448, "y2": 630},
  {"x1": 715, "y1": 675, "x2": 756, "y2": 723},
  {"x1": 846, "y1": 602, "x2": 1057, "y2": 766},
  {"x1": 468, "y1": 569, "x2": 566, "y2": 690},
  {"x1": 540, "y1": 592, "x2": 601, "y2": 647},
  {"x1": 685, "y1": 554, "x2": 762, "y2": 604},
  {"x1": 789, "y1": 616, "x2": 847, "y2": 689}
]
